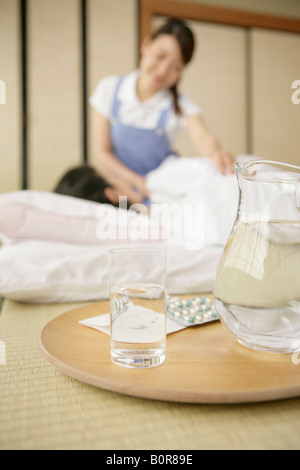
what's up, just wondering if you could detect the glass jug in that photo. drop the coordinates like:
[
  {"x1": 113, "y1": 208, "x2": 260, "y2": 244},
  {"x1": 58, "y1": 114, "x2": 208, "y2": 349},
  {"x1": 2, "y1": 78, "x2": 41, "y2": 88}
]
[{"x1": 213, "y1": 160, "x2": 300, "y2": 353}]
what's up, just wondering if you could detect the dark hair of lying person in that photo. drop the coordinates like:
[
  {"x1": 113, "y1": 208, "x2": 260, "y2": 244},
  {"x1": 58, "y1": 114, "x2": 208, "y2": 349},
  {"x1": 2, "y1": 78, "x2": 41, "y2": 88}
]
[{"x1": 53, "y1": 165, "x2": 114, "y2": 205}]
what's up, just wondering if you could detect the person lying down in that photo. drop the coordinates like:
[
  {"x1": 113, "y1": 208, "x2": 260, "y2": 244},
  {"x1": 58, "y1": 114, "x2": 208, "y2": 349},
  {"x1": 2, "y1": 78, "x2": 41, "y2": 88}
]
[
  {"x1": 53, "y1": 155, "x2": 245, "y2": 206},
  {"x1": 53, "y1": 155, "x2": 252, "y2": 246},
  {"x1": 53, "y1": 164, "x2": 127, "y2": 207},
  {"x1": 0, "y1": 155, "x2": 253, "y2": 302}
]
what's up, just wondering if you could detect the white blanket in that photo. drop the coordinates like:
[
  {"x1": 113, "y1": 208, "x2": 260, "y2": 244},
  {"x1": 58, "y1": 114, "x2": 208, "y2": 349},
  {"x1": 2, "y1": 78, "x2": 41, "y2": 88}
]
[{"x1": 0, "y1": 156, "x2": 252, "y2": 303}]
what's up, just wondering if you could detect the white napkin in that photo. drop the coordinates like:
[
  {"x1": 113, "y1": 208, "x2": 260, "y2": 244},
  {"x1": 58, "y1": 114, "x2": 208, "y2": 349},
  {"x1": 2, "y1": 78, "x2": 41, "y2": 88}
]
[{"x1": 79, "y1": 312, "x2": 186, "y2": 336}]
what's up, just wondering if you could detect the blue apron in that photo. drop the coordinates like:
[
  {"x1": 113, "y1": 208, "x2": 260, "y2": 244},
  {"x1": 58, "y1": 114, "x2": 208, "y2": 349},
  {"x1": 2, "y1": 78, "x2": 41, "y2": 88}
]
[{"x1": 110, "y1": 77, "x2": 178, "y2": 177}]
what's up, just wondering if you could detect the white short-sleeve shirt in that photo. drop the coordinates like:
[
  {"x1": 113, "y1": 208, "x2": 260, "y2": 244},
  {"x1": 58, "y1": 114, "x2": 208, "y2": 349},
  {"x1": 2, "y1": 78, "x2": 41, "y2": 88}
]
[{"x1": 89, "y1": 70, "x2": 202, "y2": 144}]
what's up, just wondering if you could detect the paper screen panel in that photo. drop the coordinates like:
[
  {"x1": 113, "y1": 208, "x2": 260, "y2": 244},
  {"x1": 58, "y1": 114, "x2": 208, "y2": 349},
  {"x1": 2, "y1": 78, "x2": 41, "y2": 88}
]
[
  {"x1": 28, "y1": 0, "x2": 82, "y2": 191},
  {"x1": 0, "y1": 0, "x2": 21, "y2": 193},
  {"x1": 251, "y1": 29, "x2": 300, "y2": 166}
]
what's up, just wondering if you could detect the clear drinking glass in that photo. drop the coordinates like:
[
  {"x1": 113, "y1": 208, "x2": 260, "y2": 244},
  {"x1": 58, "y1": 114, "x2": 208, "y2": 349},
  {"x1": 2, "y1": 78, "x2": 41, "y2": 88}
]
[
  {"x1": 108, "y1": 247, "x2": 167, "y2": 368},
  {"x1": 213, "y1": 160, "x2": 300, "y2": 353}
]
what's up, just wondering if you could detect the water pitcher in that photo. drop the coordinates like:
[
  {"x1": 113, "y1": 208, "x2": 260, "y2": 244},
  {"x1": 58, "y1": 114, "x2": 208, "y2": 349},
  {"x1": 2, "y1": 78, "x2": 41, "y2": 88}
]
[{"x1": 214, "y1": 160, "x2": 300, "y2": 352}]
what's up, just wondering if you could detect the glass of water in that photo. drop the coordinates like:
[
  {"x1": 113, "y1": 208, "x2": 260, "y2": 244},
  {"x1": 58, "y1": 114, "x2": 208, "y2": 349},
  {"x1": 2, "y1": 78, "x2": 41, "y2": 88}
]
[{"x1": 108, "y1": 247, "x2": 167, "y2": 368}]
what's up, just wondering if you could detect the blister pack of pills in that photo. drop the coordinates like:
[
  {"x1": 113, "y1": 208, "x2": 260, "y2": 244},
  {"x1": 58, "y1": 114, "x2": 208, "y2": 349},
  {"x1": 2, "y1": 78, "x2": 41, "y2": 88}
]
[{"x1": 167, "y1": 295, "x2": 219, "y2": 327}]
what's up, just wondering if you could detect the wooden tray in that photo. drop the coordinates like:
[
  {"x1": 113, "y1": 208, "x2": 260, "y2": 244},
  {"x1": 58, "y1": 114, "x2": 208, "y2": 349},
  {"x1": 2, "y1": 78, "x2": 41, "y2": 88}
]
[{"x1": 39, "y1": 301, "x2": 300, "y2": 404}]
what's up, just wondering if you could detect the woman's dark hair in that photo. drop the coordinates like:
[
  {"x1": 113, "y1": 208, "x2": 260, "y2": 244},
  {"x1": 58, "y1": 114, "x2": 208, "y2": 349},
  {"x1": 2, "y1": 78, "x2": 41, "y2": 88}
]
[
  {"x1": 54, "y1": 165, "x2": 112, "y2": 204},
  {"x1": 152, "y1": 18, "x2": 195, "y2": 114}
]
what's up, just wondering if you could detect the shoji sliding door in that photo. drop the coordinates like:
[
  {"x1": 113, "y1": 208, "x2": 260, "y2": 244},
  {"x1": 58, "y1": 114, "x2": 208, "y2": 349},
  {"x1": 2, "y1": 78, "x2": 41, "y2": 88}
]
[
  {"x1": 28, "y1": 0, "x2": 82, "y2": 191},
  {"x1": 251, "y1": 29, "x2": 300, "y2": 166},
  {"x1": 173, "y1": 22, "x2": 300, "y2": 166},
  {"x1": 0, "y1": 0, "x2": 21, "y2": 192}
]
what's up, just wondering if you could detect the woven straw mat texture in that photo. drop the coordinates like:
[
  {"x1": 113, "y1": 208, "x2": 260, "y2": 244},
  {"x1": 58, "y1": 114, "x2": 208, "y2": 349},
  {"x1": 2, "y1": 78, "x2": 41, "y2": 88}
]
[{"x1": 1, "y1": 299, "x2": 300, "y2": 450}]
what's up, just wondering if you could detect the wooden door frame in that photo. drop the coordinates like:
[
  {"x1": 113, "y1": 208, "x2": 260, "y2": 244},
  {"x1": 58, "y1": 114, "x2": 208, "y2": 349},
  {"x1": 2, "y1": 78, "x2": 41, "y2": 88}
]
[{"x1": 139, "y1": 0, "x2": 300, "y2": 42}]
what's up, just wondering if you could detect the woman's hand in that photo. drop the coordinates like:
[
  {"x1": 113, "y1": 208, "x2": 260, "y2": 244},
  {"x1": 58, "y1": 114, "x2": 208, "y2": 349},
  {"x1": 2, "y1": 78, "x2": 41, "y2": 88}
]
[
  {"x1": 186, "y1": 115, "x2": 236, "y2": 174},
  {"x1": 211, "y1": 149, "x2": 235, "y2": 174},
  {"x1": 105, "y1": 171, "x2": 149, "y2": 205},
  {"x1": 129, "y1": 173, "x2": 150, "y2": 201}
]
